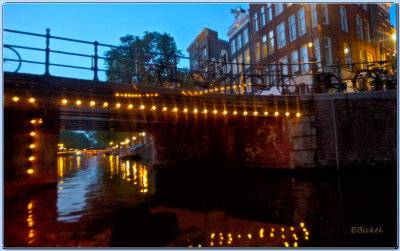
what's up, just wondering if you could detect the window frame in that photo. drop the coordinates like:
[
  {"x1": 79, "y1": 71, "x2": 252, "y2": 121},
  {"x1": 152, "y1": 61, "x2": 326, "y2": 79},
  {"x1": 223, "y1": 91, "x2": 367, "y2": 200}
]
[
  {"x1": 276, "y1": 21, "x2": 286, "y2": 49},
  {"x1": 340, "y1": 6, "x2": 348, "y2": 32},
  {"x1": 289, "y1": 14, "x2": 297, "y2": 41},
  {"x1": 297, "y1": 8, "x2": 306, "y2": 36}
]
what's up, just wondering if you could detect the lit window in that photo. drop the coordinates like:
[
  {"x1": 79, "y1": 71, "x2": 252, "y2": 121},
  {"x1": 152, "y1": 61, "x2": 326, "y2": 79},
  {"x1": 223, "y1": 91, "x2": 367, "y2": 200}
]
[
  {"x1": 276, "y1": 21, "x2": 286, "y2": 49},
  {"x1": 238, "y1": 54, "x2": 243, "y2": 73},
  {"x1": 232, "y1": 58, "x2": 237, "y2": 74},
  {"x1": 360, "y1": 49, "x2": 367, "y2": 69},
  {"x1": 262, "y1": 35, "x2": 268, "y2": 57},
  {"x1": 297, "y1": 8, "x2": 306, "y2": 36},
  {"x1": 268, "y1": 30, "x2": 275, "y2": 54},
  {"x1": 289, "y1": 14, "x2": 297, "y2": 41},
  {"x1": 343, "y1": 42, "x2": 352, "y2": 71},
  {"x1": 245, "y1": 49, "x2": 250, "y2": 68},
  {"x1": 255, "y1": 42, "x2": 261, "y2": 61}
]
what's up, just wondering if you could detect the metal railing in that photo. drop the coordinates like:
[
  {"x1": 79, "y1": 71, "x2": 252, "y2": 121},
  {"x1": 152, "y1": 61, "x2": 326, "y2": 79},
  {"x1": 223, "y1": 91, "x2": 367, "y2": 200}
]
[{"x1": 3, "y1": 28, "x2": 397, "y2": 95}]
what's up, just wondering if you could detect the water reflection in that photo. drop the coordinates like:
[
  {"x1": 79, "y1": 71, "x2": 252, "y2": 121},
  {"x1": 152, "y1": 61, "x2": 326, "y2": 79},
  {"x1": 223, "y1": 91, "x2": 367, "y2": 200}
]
[{"x1": 4, "y1": 155, "x2": 396, "y2": 247}]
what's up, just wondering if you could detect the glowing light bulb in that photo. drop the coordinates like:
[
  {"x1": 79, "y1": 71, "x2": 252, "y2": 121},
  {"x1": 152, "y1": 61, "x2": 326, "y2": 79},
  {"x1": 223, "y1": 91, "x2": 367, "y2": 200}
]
[
  {"x1": 194, "y1": 109, "x2": 198, "y2": 113},
  {"x1": 274, "y1": 111, "x2": 279, "y2": 116},
  {"x1": 300, "y1": 222, "x2": 305, "y2": 227},
  {"x1": 152, "y1": 106, "x2": 156, "y2": 110},
  {"x1": 264, "y1": 111, "x2": 268, "y2": 115},
  {"x1": 183, "y1": 108, "x2": 188, "y2": 113},
  {"x1": 254, "y1": 111, "x2": 258, "y2": 116},
  {"x1": 116, "y1": 103, "x2": 121, "y2": 108},
  {"x1": 12, "y1": 97, "x2": 19, "y2": 102},
  {"x1": 296, "y1": 112, "x2": 301, "y2": 117},
  {"x1": 140, "y1": 105, "x2": 145, "y2": 110},
  {"x1": 128, "y1": 104, "x2": 133, "y2": 109},
  {"x1": 30, "y1": 132, "x2": 36, "y2": 136},
  {"x1": 30, "y1": 120, "x2": 36, "y2": 124},
  {"x1": 27, "y1": 169, "x2": 34, "y2": 174},
  {"x1": 76, "y1": 100, "x2": 82, "y2": 105},
  {"x1": 233, "y1": 111, "x2": 237, "y2": 115},
  {"x1": 285, "y1": 112, "x2": 290, "y2": 116},
  {"x1": 223, "y1": 110, "x2": 227, "y2": 115},
  {"x1": 163, "y1": 107, "x2": 167, "y2": 111},
  {"x1": 28, "y1": 156, "x2": 35, "y2": 161},
  {"x1": 213, "y1": 110, "x2": 217, "y2": 114},
  {"x1": 90, "y1": 101, "x2": 95, "y2": 106},
  {"x1": 203, "y1": 109, "x2": 208, "y2": 114},
  {"x1": 284, "y1": 242, "x2": 289, "y2": 247},
  {"x1": 29, "y1": 144, "x2": 35, "y2": 149},
  {"x1": 243, "y1": 111, "x2": 248, "y2": 115},
  {"x1": 62, "y1": 99, "x2": 68, "y2": 105},
  {"x1": 103, "y1": 102, "x2": 108, "y2": 107},
  {"x1": 29, "y1": 98, "x2": 35, "y2": 103},
  {"x1": 173, "y1": 107, "x2": 178, "y2": 112}
]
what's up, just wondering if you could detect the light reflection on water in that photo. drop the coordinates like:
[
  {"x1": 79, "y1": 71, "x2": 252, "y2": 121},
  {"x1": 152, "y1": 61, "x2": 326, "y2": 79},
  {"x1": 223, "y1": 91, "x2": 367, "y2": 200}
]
[{"x1": 56, "y1": 155, "x2": 151, "y2": 223}]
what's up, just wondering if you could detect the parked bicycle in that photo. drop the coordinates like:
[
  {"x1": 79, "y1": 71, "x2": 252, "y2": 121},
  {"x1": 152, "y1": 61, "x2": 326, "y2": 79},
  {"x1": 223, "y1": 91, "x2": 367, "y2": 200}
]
[{"x1": 352, "y1": 60, "x2": 396, "y2": 92}]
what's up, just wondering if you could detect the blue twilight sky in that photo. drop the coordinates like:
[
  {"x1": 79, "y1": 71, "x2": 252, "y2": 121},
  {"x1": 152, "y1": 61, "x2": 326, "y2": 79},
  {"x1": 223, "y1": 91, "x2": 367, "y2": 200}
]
[{"x1": 2, "y1": 3, "x2": 397, "y2": 80}]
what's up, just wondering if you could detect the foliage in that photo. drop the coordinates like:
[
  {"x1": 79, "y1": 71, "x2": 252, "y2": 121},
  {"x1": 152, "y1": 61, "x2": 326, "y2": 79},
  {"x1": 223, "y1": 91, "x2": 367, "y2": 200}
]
[
  {"x1": 104, "y1": 31, "x2": 183, "y2": 85},
  {"x1": 59, "y1": 131, "x2": 94, "y2": 149},
  {"x1": 87, "y1": 131, "x2": 143, "y2": 149}
]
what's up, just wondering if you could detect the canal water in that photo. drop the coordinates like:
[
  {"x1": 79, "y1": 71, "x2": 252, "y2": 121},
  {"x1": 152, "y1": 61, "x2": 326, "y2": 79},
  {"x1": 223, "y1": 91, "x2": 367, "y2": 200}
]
[{"x1": 4, "y1": 155, "x2": 397, "y2": 247}]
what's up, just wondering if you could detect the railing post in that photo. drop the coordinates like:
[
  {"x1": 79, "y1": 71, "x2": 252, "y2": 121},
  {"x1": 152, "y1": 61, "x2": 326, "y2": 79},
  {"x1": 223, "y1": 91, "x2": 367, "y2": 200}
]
[
  {"x1": 44, "y1": 28, "x2": 50, "y2": 76},
  {"x1": 135, "y1": 48, "x2": 138, "y2": 84},
  {"x1": 93, "y1": 41, "x2": 99, "y2": 81},
  {"x1": 173, "y1": 56, "x2": 178, "y2": 88}
]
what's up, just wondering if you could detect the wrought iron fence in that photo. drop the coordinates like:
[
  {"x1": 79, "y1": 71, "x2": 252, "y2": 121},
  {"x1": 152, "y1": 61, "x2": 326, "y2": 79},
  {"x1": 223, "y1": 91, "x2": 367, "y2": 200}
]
[{"x1": 3, "y1": 28, "x2": 397, "y2": 95}]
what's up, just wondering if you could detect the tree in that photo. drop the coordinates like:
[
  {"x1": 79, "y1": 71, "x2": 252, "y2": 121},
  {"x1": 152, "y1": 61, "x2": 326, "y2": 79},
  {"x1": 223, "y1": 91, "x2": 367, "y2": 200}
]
[
  {"x1": 59, "y1": 131, "x2": 94, "y2": 149},
  {"x1": 104, "y1": 31, "x2": 183, "y2": 85}
]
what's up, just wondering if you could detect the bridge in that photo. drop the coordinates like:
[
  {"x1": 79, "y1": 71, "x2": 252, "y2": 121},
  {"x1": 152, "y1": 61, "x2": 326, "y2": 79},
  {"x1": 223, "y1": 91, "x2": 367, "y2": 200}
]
[{"x1": 3, "y1": 29, "x2": 397, "y2": 189}]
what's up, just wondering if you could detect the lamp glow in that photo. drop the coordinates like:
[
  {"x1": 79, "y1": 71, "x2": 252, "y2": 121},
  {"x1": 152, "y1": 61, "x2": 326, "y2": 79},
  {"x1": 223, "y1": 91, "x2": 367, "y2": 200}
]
[
  {"x1": 12, "y1": 97, "x2": 19, "y2": 102},
  {"x1": 76, "y1": 100, "x2": 82, "y2": 105},
  {"x1": 29, "y1": 98, "x2": 35, "y2": 103},
  {"x1": 90, "y1": 101, "x2": 95, "y2": 106},
  {"x1": 27, "y1": 169, "x2": 34, "y2": 174},
  {"x1": 62, "y1": 99, "x2": 68, "y2": 105}
]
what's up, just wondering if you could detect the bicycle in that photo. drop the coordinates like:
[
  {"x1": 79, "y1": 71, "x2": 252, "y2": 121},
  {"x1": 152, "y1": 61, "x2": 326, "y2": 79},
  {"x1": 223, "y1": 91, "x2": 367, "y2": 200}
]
[
  {"x1": 3, "y1": 45, "x2": 22, "y2": 73},
  {"x1": 352, "y1": 61, "x2": 396, "y2": 92}
]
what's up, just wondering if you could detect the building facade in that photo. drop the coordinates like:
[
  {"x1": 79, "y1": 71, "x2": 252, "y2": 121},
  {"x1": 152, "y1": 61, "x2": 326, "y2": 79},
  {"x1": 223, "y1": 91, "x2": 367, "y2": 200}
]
[
  {"x1": 227, "y1": 6, "x2": 253, "y2": 93},
  {"x1": 248, "y1": 3, "x2": 396, "y2": 94}
]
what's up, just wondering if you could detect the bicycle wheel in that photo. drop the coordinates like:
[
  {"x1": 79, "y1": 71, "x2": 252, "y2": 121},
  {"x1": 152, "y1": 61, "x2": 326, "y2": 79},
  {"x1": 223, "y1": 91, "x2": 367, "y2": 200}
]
[
  {"x1": 4, "y1": 45, "x2": 22, "y2": 73},
  {"x1": 322, "y1": 73, "x2": 345, "y2": 93},
  {"x1": 352, "y1": 70, "x2": 371, "y2": 92},
  {"x1": 276, "y1": 77, "x2": 296, "y2": 95}
]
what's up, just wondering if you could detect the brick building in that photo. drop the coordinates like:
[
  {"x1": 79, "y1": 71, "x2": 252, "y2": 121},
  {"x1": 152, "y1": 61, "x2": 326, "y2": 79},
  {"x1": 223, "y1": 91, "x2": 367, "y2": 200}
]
[
  {"x1": 187, "y1": 28, "x2": 230, "y2": 72},
  {"x1": 227, "y1": 6, "x2": 253, "y2": 93},
  {"x1": 248, "y1": 3, "x2": 396, "y2": 94}
]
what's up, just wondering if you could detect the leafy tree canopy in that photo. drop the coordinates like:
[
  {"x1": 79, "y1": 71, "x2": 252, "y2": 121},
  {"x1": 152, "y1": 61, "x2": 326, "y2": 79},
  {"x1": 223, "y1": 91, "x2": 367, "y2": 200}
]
[
  {"x1": 59, "y1": 131, "x2": 95, "y2": 150},
  {"x1": 104, "y1": 31, "x2": 183, "y2": 85}
]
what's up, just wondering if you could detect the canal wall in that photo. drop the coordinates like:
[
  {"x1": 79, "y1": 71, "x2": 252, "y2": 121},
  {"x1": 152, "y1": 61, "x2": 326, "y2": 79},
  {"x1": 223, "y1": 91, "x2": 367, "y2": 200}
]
[{"x1": 151, "y1": 91, "x2": 397, "y2": 169}]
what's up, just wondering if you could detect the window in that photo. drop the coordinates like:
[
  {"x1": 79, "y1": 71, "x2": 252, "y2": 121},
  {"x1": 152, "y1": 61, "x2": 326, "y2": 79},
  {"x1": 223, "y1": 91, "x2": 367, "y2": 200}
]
[
  {"x1": 311, "y1": 4, "x2": 318, "y2": 27},
  {"x1": 238, "y1": 54, "x2": 243, "y2": 73},
  {"x1": 263, "y1": 67, "x2": 270, "y2": 85},
  {"x1": 323, "y1": 37, "x2": 332, "y2": 65},
  {"x1": 202, "y1": 47, "x2": 207, "y2": 58},
  {"x1": 362, "y1": 4, "x2": 367, "y2": 11},
  {"x1": 343, "y1": 42, "x2": 352, "y2": 71},
  {"x1": 356, "y1": 16, "x2": 363, "y2": 40},
  {"x1": 364, "y1": 21, "x2": 370, "y2": 43},
  {"x1": 289, "y1": 14, "x2": 297, "y2": 41},
  {"x1": 237, "y1": 34, "x2": 242, "y2": 50},
  {"x1": 321, "y1": 4, "x2": 329, "y2": 24},
  {"x1": 276, "y1": 21, "x2": 286, "y2": 49},
  {"x1": 231, "y1": 39, "x2": 236, "y2": 54},
  {"x1": 245, "y1": 49, "x2": 250, "y2": 68},
  {"x1": 300, "y1": 45, "x2": 309, "y2": 73},
  {"x1": 340, "y1": 6, "x2": 348, "y2": 32},
  {"x1": 253, "y1": 13, "x2": 258, "y2": 32},
  {"x1": 243, "y1": 28, "x2": 249, "y2": 45},
  {"x1": 360, "y1": 50, "x2": 367, "y2": 69},
  {"x1": 255, "y1": 42, "x2": 261, "y2": 61},
  {"x1": 297, "y1": 8, "x2": 306, "y2": 36},
  {"x1": 232, "y1": 58, "x2": 237, "y2": 74},
  {"x1": 291, "y1": 50, "x2": 299, "y2": 74},
  {"x1": 262, "y1": 35, "x2": 268, "y2": 57},
  {"x1": 268, "y1": 30, "x2": 275, "y2": 54},
  {"x1": 314, "y1": 38, "x2": 321, "y2": 68},
  {"x1": 279, "y1": 56, "x2": 288, "y2": 80},
  {"x1": 267, "y1": 4, "x2": 273, "y2": 22},
  {"x1": 275, "y1": 4, "x2": 284, "y2": 16},
  {"x1": 261, "y1": 7, "x2": 266, "y2": 27},
  {"x1": 270, "y1": 62, "x2": 277, "y2": 85},
  {"x1": 367, "y1": 53, "x2": 373, "y2": 69}
]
